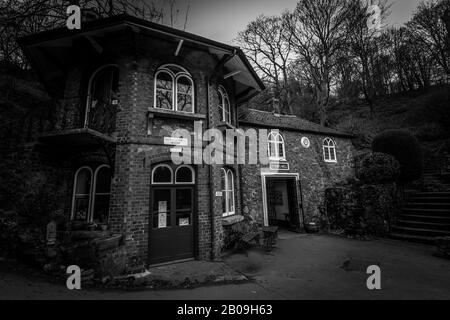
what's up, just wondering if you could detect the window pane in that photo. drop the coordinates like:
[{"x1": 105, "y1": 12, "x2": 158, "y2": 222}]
[
  {"x1": 324, "y1": 147, "x2": 330, "y2": 160},
  {"x1": 93, "y1": 194, "x2": 110, "y2": 223},
  {"x1": 152, "y1": 189, "x2": 171, "y2": 229},
  {"x1": 153, "y1": 166, "x2": 172, "y2": 183},
  {"x1": 330, "y1": 148, "x2": 336, "y2": 161},
  {"x1": 95, "y1": 167, "x2": 111, "y2": 193},
  {"x1": 278, "y1": 143, "x2": 284, "y2": 158},
  {"x1": 176, "y1": 166, "x2": 193, "y2": 183},
  {"x1": 75, "y1": 169, "x2": 91, "y2": 195},
  {"x1": 227, "y1": 190, "x2": 234, "y2": 213},
  {"x1": 177, "y1": 93, "x2": 193, "y2": 112},
  {"x1": 269, "y1": 142, "x2": 277, "y2": 158},
  {"x1": 156, "y1": 72, "x2": 172, "y2": 90},
  {"x1": 73, "y1": 196, "x2": 90, "y2": 221},
  {"x1": 227, "y1": 170, "x2": 233, "y2": 191},
  {"x1": 156, "y1": 89, "x2": 173, "y2": 110},
  {"x1": 176, "y1": 189, "x2": 192, "y2": 226},
  {"x1": 177, "y1": 76, "x2": 192, "y2": 94}
]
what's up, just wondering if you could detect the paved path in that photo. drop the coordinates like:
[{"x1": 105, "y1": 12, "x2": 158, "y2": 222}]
[{"x1": 1, "y1": 234, "x2": 449, "y2": 300}]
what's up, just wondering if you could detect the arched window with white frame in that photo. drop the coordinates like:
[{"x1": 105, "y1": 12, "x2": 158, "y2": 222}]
[
  {"x1": 71, "y1": 167, "x2": 93, "y2": 221},
  {"x1": 221, "y1": 168, "x2": 235, "y2": 217},
  {"x1": 218, "y1": 86, "x2": 232, "y2": 124},
  {"x1": 268, "y1": 131, "x2": 286, "y2": 160},
  {"x1": 154, "y1": 64, "x2": 194, "y2": 113},
  {"x1": 323, "y1": 138, "x2": 337, "y2": 163},
  {"x1": 152, "y1": 164, "x2": 174, "y2": 184}
]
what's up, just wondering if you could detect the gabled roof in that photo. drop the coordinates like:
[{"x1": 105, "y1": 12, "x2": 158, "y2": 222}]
[
  {"x1": 239, "y1": 108, "x2": 353, "y2": 138},
  {"x1": 18, "y1": 14, "x2": 265, "y2": 101}
]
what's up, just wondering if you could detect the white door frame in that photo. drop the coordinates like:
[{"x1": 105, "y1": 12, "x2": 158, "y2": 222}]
[{"x1": 261, "y1": 172, "x2": 301, "y2": 227}]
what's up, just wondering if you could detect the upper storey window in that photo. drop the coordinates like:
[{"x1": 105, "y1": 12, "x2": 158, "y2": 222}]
[
  {"x1": 218, "y1": 86, "x2": 232, "y2": 125},
  {"x1": 154, "y1": 64, "x2": 194, "y2": 113},
  {"x1": 85, "y1": 65, "x2": 119, "y2": 134},
  {"x1": 268, "y1": 131, "x2": 286, "y2": 160}
]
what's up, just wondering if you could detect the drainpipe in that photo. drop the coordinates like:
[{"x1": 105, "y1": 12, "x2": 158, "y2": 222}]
[{"x1": 208, "y1": 50, "x2": 237, "y2": 260}]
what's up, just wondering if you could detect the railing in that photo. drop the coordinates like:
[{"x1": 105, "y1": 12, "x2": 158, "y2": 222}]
[
  {"x1": 86, "y1": 99, "x2": 118, "y2": 135},
  {"x1": 56, "y1": 97, "x2": 118, "y2": 136}
]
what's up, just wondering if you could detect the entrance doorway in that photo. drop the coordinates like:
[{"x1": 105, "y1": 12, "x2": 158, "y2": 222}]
[
  {"x1": 262, "y1": 174, "x2": 303, "y2": 231},
  {"x1": 149, "y1": 164, "x2": 196, "y2": 265}
]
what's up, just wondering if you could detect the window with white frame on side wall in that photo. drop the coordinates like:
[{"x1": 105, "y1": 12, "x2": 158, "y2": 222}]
[
  {"x1": 323, "y1": 137, "x2": 337, "y2": 163},
  {"x1": 221, "y1": 168, "x2": 235, "y2": 217},
  {"x1": 154, "y1": 64, "x2": 194, "y2": 113}
]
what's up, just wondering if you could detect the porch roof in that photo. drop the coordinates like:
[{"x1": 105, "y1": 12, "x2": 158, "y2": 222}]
[{"x1": 18, "y1": 14, "x2": 265, "y2": 103}]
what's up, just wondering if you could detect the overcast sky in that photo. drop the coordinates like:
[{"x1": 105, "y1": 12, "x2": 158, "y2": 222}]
[{"x1": 157, "y1": 0, "x2": 422, "y2": 44}]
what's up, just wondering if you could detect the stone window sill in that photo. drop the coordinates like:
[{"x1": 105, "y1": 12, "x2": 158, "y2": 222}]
[
  {"x1": 222, "y1": 215, "x2": 244, "y2": 226},
  {"x1": 148, "y1": 108, "x2": 206, "y2": 121}
]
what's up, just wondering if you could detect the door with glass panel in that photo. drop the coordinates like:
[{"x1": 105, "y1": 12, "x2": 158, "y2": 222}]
[{"x1": 149, "y1": 164, "x2": 195, "y2": 265}]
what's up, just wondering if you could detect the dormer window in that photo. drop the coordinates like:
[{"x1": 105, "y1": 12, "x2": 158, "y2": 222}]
[
  {"x1": 154, "y1": 64, "x2": 194, "y2": 113},
  {"x1": 218, "y1": 86, "x2": 232, "y2": 125}
]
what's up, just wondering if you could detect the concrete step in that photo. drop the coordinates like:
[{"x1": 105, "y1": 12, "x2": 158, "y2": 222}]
[
  {"x1": 404, "y1": 203, "x2": 450, "y2": 210},
  {"x1": 399, "y1": 214, "x2": 450, "y2": 223},
  {"x1": 412, "y1": 192, "x2": 450, "y2": 198},
  {"x1": 389, "y1": 233, "x2": 437, "y2": 244},
  {"x1": 402, "y1": 208, "x2": 450, "y2": 216},
  {"x1": 408, "y1": 197, "x2": 450, "y2": 203},
  {"x1": 396, "y1": 219, "x2": 450, "y2": 231},
  {"x1": 391, "y1": 226, "x2": 450, "y2": 237}
]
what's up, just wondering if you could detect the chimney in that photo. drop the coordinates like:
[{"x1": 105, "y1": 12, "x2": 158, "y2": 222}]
[{"x1": 271, "y1": 98, "x2": 281, "y2": 115}]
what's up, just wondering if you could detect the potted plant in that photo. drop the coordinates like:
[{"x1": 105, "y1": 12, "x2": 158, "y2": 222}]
[{"x1": 304, "y1": 221, "x2": 320, "y2": 234}]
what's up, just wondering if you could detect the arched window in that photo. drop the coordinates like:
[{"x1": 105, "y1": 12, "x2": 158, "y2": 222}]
[
  {"x1": 175, "y1": 165, "x2": 195, "y2": 184},
  {"x1": 323, "y1": 138, "x2": 337, "y2": 163},
  {"x1": 154, "y1": 64, "x2": 194, "y2": 113},
  {"x1": 268, "y1": 131, "x2": 286, "y2": 160},
  {"x1": 71, "y1": 167, "x2": 93, "y2": 221},
  {"x1": 71, "y1": 165, "x2": 112, "y2": 223},
  {"x1": 221, "y1": 168, "x2": 235, "y2": 217},
  {"x1": 92, "y1": 165, "x2": 112, "y2": 223},
  {"x1": 85, "y1": 65, "x2": 119, "y2": 132},
  {"x1": 152, "y1": 164, "x2": 173, "y2": 184},
  {"x1": 218, "y1": 86, "x2": 231, "y2": 124}
]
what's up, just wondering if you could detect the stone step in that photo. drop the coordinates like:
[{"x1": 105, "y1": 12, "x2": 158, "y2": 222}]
[
  {"x1": 391, "y1": 226, "x2": 450, "y2": 237},
  {"x1": 396, "y1": 219, "x2": 450, "y2": 231},
  {"x1": 402, "y1": 208, "x2": 450, "y2": 216},
  {"x1": 389, "y1": 233, "x2": 437, "y2": 244},
  {"x1": 412, "y1": 192, "x2": 450, "y2": 198},
  {"x1": 404, "y1": 202, "x2": 450, "y2": 210},
  {"x1": 408, "y1": 197, "x2": 450, "y2": 204},
  {"x1": 399, "y1": 214, "x2": 450, "y2": 223}
]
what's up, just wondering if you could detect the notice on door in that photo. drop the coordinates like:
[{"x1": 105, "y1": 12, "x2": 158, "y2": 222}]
[{"x1": 158, "y1": 201, "x2": 167, "y2": 228}]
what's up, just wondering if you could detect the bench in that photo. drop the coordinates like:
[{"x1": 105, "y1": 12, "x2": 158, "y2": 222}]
[{"x1": 235, "y1": 231, "x2": 261, "y2": 251}]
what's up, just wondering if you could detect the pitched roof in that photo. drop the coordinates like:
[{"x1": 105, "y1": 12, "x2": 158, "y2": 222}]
[
  {"x1": 238, "y1": 109, "x2": 353, "y2": 138},
  {"x1": 18, "y1": 14, "x2": 264, "y2": 101}
]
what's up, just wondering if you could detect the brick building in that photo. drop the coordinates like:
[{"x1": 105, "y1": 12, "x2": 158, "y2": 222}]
[{"x1": 15, "y1": 14, "x2": 355, "y2": 267}]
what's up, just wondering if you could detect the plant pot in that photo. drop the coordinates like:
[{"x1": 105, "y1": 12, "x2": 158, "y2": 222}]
[{"x1": 305, "y1": 223, "x2": 320, "y2": 234}]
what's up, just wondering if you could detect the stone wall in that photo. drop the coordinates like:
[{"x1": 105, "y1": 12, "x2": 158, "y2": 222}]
[{"x1": 240, "y1": 128, "x2": 355, "y2": 226}]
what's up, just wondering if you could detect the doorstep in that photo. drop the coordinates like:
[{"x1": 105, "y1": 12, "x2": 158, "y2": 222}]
[{"x1": 108, "y1": 260, "x2": 248, "y2": 290}]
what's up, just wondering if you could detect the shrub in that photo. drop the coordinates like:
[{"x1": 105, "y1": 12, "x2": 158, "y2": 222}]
[
  {"x1": 372, "y1": 130, "x2": 423, "y2": 183},
  {"x1": 357, "y1": 152, "x2": 401, "y2": 184}
]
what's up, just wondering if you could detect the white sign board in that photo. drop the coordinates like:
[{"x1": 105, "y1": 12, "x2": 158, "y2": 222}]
[
  {"x1": 179, "y1": 218, "x2": 190, "y2": 226},
  {"x1": 215, "y1": 191, "x2": 223, "y2": 197},
  {"x1": 164, "y1": 137, "x2": 188, "y2": 146},
  {"x1": 158, "y1": 201, "x2": 167, "y2": 228}
]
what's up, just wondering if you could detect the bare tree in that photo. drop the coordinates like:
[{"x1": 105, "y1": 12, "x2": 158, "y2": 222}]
[
  {"x1": 0, "y1": 0, "x2": 189, "y2": 68},
  {"x1": 283, "y1": 0, "x2": 359, "y2": 126},
  {"x1": 408, "y1": 0, "x2": 450, "y2": 75},
  {"x1": 236, "y1": 14, "x2": 294, "y2": 114}
]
